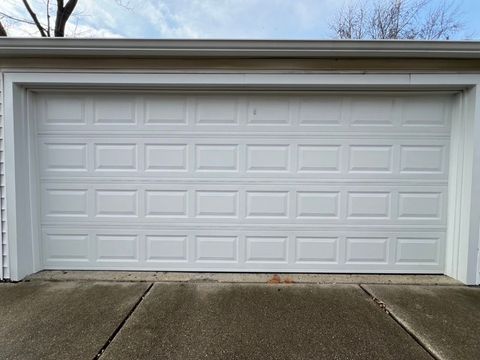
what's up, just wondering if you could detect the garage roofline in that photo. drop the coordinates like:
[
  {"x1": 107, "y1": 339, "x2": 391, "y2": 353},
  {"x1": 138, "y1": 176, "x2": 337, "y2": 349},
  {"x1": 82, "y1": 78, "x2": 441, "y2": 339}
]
[{"x1": 0, "y1": 38, "x2": 480, "y2": 59}]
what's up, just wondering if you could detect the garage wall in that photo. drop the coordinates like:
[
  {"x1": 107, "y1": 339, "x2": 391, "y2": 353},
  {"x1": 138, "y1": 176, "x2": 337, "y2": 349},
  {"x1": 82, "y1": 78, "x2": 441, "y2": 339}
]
[
  {"x1": 0, "y1": 68, "x2": 477, "y2": 281},
  {"x1": 0, "y1": 74, "x2": 5, "y2": 279}
]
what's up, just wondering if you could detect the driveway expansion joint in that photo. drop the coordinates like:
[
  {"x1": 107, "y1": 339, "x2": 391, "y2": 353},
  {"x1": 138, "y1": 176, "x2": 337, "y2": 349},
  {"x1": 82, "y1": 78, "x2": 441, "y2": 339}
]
[
  {"x1": 359, "y1": 284, "x2": 439, "y2": 360},
  {"x1": 94, "y1": 282, "x2": 154, "y2": 360}
]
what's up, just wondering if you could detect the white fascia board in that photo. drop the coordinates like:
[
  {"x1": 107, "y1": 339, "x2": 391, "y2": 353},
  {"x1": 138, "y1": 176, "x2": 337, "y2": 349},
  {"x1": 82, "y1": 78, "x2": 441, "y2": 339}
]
[
  {"x1": 5, "y1": 72, "x2": 480, "y2": 89},
  {"x1": 0, "y1": 39, "x2": 479, "y2": 59}
]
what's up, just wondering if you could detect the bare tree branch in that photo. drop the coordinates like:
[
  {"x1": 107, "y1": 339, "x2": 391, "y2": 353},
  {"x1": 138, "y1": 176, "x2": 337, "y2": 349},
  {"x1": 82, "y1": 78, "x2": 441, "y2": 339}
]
[
  {"x1": 0, "y1": 0, "x2": 131, "y2": 37},
  {"x1": 0, "y1": 20, "x2": 7, "y2": 36},
  {"x1": 330, "y1": 1, "x2": 369, "y2": 39},
  {"x1": 22, "y1": 0, "x2": 48, "y2": 37},
  {"x1": 114, "y1": 0, "x2": 132, "y2": 10},
  {"x1": 330, "y1": 0, "x2": 464, "y2": 40},
  {"x1": 55, "y1": 0, "x2": 78, "y2": 37},
  {"x1": 46, "y1": 0, "x2": 51, "y2": 37},
  {"x1": 0, "y1": 12, "x2": 37, "y2": 26},
  {"x1": 416, "y1": 0, "x2": 462, "y2": 40}
]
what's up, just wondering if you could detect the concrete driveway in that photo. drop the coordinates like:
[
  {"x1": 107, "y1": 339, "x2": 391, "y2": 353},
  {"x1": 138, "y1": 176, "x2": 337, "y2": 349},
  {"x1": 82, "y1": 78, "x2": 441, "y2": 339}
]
[{"x1": 0, "y1": 273, "x2": 478, "y2": 360}]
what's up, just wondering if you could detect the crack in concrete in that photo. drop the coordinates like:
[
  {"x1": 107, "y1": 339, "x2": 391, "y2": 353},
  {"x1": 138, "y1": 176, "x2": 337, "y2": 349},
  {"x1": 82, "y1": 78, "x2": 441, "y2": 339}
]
[
  {"x1": 358, "y1": 284, "x2": 440, "y2": 360},
  {"x1": 93, "y1": 282, "x2": 154, "y2": 360}
]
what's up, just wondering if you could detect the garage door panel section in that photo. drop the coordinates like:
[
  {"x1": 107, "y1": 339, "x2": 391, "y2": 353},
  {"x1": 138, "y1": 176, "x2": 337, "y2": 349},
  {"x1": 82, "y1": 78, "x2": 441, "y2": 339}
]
[
  {"x1": 36, "y1": 92, "x2": 452, "y2": 132},
  {"x1": 41, "y1": 229, "x2": 445, "y2": 271},
  {"x1": 35, "y1": 92, "x2": 451, "y2": 273},
  {"x1": 37, "y1": 137, "x2": 449, "y2": 180},
  {"x1": 39, "y1": 184, "x2": 447, "y2": 225}
]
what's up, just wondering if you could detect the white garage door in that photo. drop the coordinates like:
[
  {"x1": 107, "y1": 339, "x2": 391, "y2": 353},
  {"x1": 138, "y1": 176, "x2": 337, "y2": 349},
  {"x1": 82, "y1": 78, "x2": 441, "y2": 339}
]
[{"x1": 34, "y1": 91, "x2": 452, "y2": 273}]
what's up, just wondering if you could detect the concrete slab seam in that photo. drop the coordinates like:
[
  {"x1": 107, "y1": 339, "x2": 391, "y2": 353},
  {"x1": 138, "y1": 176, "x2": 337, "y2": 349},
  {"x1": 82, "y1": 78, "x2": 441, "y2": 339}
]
[
  {"x1": 358, "y1": 284, "x2": 439, "y2": 360},
  {"x1": 94, "y1": 283, "x2": 154, "y2": 360}
]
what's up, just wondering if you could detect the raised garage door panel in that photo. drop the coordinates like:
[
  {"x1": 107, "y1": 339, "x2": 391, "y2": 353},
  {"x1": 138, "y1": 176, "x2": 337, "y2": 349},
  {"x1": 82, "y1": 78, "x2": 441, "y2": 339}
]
[{"x1": 35, "y1": 92, "x2": 451, "y2": 272}]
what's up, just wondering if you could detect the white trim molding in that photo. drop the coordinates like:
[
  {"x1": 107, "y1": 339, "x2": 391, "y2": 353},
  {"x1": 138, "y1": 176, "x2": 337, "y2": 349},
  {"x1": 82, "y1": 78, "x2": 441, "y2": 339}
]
[
  {"x1": 0, "y1": 38, "x2": 479, "y2": 58},
  {"x1": 3, "y1": 72, "x2": 480, "y2": 284}
]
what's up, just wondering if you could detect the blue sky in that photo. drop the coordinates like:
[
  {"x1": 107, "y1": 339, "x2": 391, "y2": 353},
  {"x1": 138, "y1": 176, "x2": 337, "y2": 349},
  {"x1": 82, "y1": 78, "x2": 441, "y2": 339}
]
[{"x1": 0, "y1": 0, "x2": 479, "y2": 39}]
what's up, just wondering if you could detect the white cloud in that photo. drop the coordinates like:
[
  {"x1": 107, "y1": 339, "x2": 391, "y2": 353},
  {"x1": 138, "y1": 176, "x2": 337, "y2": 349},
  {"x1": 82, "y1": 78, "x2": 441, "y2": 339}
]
[
  {"x1": 65, "y1": 23, "x2": 124, "y2": 38},
  {"x1": 0, "y1": 0, "x2": 343, "y2": 38},
  {"x1": 133, "y1": 0, "x2": 341, "y2": 39},
  {"x1": 140, "y1": 1, "x2": 201, "y2": 38}
]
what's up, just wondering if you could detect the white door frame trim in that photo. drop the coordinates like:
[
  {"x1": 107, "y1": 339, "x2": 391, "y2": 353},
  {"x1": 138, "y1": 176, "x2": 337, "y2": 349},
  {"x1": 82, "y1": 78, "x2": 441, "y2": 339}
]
[{"x1": 3, "y1": 71, "x2": 480, "y2": 283}]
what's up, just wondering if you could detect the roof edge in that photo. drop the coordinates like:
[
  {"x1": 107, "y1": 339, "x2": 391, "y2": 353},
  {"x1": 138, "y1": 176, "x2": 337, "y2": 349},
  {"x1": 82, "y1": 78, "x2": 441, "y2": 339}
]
[{"x1": 0, "y1": 38, "x2": 479, "y2": 58}]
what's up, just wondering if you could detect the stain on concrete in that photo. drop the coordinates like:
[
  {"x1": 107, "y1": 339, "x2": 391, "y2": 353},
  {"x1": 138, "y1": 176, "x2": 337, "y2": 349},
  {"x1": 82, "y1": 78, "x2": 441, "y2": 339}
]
[
  {"x1": 267, "y1": 274, "x2": 295, "y2": 284},
  {"x1": 101, "y1": 283, "x2": 432, "y2": 360}
]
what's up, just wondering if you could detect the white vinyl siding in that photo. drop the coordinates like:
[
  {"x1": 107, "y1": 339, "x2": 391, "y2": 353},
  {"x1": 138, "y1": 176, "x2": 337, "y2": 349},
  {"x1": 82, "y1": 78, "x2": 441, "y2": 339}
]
[{"x1": 0, "y1": 74, "x2": 6, "y2": 279}]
